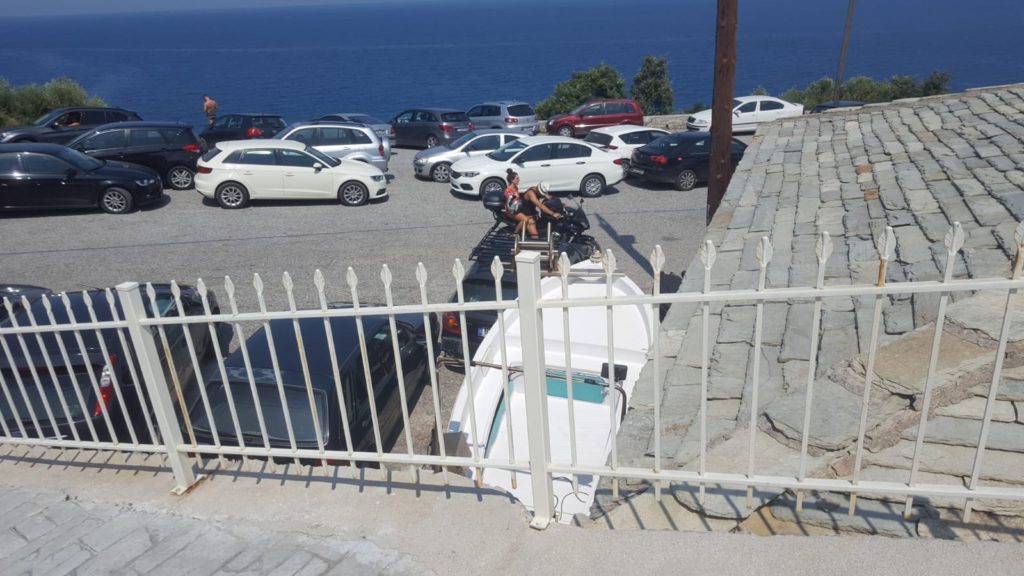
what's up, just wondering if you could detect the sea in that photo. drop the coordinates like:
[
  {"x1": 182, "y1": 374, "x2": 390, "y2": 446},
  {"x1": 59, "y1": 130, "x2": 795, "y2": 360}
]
[{"x1": 1, "y1": 0, "x2": 1023, "y2": 127}]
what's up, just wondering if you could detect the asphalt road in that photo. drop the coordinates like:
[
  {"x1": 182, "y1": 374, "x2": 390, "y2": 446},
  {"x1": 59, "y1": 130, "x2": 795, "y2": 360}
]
[{"x1": 0, "y1": 146, "x2": 708, "y2": 453}]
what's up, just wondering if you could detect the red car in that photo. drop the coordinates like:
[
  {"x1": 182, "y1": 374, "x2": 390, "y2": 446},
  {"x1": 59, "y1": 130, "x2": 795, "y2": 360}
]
[{"x1": 544, "y1": 99, "x2": 644, "y2": 138}]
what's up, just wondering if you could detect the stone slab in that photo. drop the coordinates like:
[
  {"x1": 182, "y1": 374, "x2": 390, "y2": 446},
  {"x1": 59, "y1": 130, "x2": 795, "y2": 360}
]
[
  {"x1": 865, "y1": 439, "x2": 1024, "y2": 484},
  {"x1": 866, "y1": 328, "x2": 991, "y2": 396},
  {"x1": 900, "y1": 416, "x2": 1024, "y2": 453}
]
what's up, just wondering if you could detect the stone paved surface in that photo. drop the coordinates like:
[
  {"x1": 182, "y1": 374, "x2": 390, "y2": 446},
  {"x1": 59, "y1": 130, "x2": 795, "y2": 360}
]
[
  {"x1": 3, "y1": 451, "x2": 1024, "y2": 576},
  {"x1": 0, "y1": 486, "x2": 430, "y2": 576},
  {"x1": 618, "y1": 85, "x2": 1024, "y2": 524}
]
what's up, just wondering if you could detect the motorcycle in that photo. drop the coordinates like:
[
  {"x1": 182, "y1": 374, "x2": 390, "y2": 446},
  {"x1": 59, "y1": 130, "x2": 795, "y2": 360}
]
[{"x1": 481, "y1": 188, "x2": 600, "y2": 265}]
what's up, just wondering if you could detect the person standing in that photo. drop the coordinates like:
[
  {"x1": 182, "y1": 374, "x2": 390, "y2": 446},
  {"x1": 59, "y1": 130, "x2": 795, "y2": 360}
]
[{"x1": 203, "y1": 94, "x2": 218, "y2": 125}]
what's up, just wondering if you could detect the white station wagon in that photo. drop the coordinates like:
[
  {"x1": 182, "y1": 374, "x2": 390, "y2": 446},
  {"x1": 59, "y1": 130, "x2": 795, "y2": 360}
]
[
  {"x1": 448, "y1": 135, "x2": 624, "y2": 198},
  {"x1": 195, "y1": 140, "x2": 392, "y2": 209}
]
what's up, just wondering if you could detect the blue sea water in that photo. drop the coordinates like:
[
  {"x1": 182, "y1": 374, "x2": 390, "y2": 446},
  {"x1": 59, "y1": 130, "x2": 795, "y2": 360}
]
[{"x1": 1, "y1": 0, "x2": 1022, "y2": 128}]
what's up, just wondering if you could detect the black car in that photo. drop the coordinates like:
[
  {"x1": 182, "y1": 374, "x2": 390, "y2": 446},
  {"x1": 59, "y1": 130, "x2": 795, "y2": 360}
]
[
  {"x1": 199, "y1": 114, "x2": 287, "y2": 146},
  {"x1": 811, "y1": 100, "x2": 865, "y2": 113},
  {"x1": 189, "y1": 312, "x2": 431, "y2": 456},
  {"x1": 628, "y1": 132, "x2": 747, "y2": 191},
  {"x1": 0, "y1": 284, "x2": 51, "y2": 323},
  {"x1": 0, "y1": 144, "x2": 164, "y2": 214},
  {"x1": 67, "y1": 122, "x2": 205, "y2": 190},
  {"x1": 0, "y1": 284, "x2": 220, "y2": 443},
  {"x1": 440, "y1": 269, "x2": 517, "y2": 360},
  {"x1": 389, "y1": 108, "x2": 473, "y2": 148},
  {"x1": 0, "y1": 107, "x2": 142, "y2": 145}
]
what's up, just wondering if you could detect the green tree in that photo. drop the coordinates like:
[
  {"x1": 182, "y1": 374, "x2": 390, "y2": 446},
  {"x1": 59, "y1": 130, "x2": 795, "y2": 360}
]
[
  {"x1": 920, "y1": 71, "x2": 951, "y2": 96},
  {"x1": 630, "y1": 55, "x2": 674, "y2": 115},
  {"x1": 535, "y1": 64, "x2": 626, "y2": 119},
  {"x1": 0, "y1": 77, "x2": 105, "y2": 127},
  {"x1": 750, "y1": 85, "x2": 769, "y2": 96}
]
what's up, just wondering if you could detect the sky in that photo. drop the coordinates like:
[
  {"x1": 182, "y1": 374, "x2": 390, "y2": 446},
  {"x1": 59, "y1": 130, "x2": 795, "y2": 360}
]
[{"x1": 1, "y1": 0, "x2": 422, "y2": 18}]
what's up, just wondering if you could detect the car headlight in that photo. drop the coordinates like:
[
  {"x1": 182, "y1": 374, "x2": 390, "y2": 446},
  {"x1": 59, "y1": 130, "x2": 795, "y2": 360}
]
[
  {"x1": 460, "y1": 171, "x2": 479, "y2": 178},
  {"x1": 371, "y1": 175, "x2": 384, "y2": 182},
  {"x1": 135, "y1": 178, "x2": 157, "y2": 186},
  {"x1": 414, "y1": 158, "x2": 428, "y2": 165}
]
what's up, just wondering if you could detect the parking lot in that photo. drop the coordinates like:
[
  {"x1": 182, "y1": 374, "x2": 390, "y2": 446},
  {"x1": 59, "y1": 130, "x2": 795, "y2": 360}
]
[{"x1": 1, "y1": 147, "x2": 708, "y2": 453}]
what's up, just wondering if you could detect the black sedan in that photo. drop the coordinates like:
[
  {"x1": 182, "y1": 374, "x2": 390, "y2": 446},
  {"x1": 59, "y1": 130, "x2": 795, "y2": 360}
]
[
  {"x1": 0, "y1": 143, "x2": 164, "y2": 214},
  {"x1": 0, "y1": 284, "x2": 221, "y2": 443},
  {"x1": 189, "y1": 312, "x2": 431, "y2": 456},
  {"x1": 440, "y1": 269, "x2": 517, "y2": 361},
  {"x1": 628, "y1": 132, "x2": 747, "y2": 191},
  {"x1": 67, "y1": 122, "x2": 205, "y2": 190},
  {"x1": 199, "y1": 113, "x2": 287, "y2": 146},
  {"x1": 0, "y1": 106, "x2": 142, "y2": 145}
]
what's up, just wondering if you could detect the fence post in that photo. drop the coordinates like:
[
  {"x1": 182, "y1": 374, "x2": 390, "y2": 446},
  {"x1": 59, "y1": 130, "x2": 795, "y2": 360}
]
[
  {"x1": 515, "y1": 251, "x2": 554, "y2": 529},
  {"x1": 116, "y1": 282, "x2": 201, "y2": 495}
]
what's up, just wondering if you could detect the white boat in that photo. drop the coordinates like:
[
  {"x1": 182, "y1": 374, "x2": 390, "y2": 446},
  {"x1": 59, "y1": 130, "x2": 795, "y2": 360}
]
[{"x1": 445, "y1": 257, "x2": 654, "y2": 523}]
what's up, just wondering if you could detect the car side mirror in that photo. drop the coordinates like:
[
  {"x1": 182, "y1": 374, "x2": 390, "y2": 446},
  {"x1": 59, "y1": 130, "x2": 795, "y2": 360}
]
[
  {"x1": 514, "y1": 161, "x2": 524, "y2": 167},
  {"x1": 313, "y1": 162, "x2": 324, "y2": 171},
  {"x1": 733, "y1": 110, "x2": 740, "y2": 116}
]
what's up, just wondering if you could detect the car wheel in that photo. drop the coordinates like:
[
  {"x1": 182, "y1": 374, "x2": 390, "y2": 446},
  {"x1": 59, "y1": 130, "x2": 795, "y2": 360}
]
[
  {"x1": 215, "y1": 182, "x2": 249, "y2": 209},
  {"x1": 579, "y1": 174, "x2": 605, "y2": 198},
  {"x1": 167, "y1": 165, "x2": 194, "y2": 190},
  {"x1": 481, "y1": 178, "x2": 505, "y2": 197},
  {"x1": 675, "y1": 169, "x2": 697, "y2": 191},
  {"x1": 557, "y1": 126, "x2": 574, "y2": 138},
  {"x1": 426, "y1": 134, "x2": 440, "y2": 148},
  {"x1": 431, "y1": 162, "x2": 452, "y2": 183},
  {"x1": 99, "y1": 187, "x2": 134, "y2": 214},
  {"x1": 338, "y1": 181, "x2": 369, "y2": 206}
]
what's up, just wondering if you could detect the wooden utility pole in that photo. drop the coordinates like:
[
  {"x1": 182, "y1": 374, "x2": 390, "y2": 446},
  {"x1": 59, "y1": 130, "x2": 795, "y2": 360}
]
[
  {"x1": 706, "y1": 0, "x2": 738, "y2": 224},
  {"x1": 832, "y1": 0, "x2": 857, "y2": 103}
]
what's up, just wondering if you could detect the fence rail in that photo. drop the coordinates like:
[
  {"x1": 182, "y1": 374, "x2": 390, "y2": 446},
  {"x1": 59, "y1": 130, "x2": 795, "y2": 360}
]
[{"x1": 2, "y1": 220, "x2": 1024, "y2": 526}]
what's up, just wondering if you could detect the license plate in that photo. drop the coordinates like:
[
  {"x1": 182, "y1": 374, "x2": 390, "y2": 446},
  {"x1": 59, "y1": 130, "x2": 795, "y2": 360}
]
[{"x1": 477, "y1": 327, "x2": 489, "y2": 338}]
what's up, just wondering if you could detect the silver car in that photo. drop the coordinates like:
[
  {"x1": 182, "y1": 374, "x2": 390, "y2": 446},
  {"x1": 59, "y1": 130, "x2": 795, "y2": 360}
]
[
  {"x1": 276, "y1": 121, "x2": 391, "y2": 172},
  {"x1": 413, "y1": 129, "x2": 524, "y2": 182},
  {"x1": 316, "y1": 112, "x2": 394, "y2": 146},
  {"x1": 467, "y1": 101, "x2": 538, "y2": 135}
]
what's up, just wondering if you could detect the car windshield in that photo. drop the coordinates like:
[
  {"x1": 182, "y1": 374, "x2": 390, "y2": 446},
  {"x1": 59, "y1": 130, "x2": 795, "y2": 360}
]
[
  {"x1": 486, "y1": 139, "x2": 528, "y2": 162},
  {"x1": 191, "y1": 381, "x2": 329, "y2": 444},
  {"x1": 56, "y1": 147, "x2": 104, "y2": 170},
  {"x1": 569, "y1": 103, "x2": 590, "y2": 115},
  {"x1": 32, "y1": 110, "x2": 61, "y2": 126},
  {"x1": 304, "y1": 146, "x2": 340, "y2": 167},
  {"x1": 732, "y1": 99, "x2": 743, "y2": 109},
  {"x1": 348, "y1": 114, "x2": 385, "y2": 125},
  {"x1": 584, "y1": 132, "x2": 613, "y2": 146},
  {"x1": 448, "y1": 132, "x2": 478, "y2": 149},
  {"x1": 644, "y1": 134, "x2": 692, "y2": 152}
]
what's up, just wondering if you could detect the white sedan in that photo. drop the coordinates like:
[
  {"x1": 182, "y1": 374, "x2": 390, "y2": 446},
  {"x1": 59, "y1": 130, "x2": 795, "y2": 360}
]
[
  {"x1": 195, "y1": 140, "x2": 392, "y2": 209},
  {"x1": 686, "y1": 96, "x2": 804, "y2": 133},
  {"x1": 448, "y1": 135, "x2": 624, "y2": 198}
]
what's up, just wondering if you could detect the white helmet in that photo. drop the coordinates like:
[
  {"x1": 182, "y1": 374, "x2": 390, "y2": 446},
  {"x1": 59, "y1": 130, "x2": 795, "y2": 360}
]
[{"x1": 539, "y1": 181, "x2": 550, "y2": 195}]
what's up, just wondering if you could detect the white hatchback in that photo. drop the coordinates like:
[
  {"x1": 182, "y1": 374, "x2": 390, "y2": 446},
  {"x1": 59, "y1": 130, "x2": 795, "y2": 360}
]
[
  {"x1": 448, "y1": 135, "x2": 624, "y2": 198},
  {"x1": 584, "y1": 125, "x2": 670, "y2": 167},
  {"x1": 195, "y1": 140, "x2": 392, "y2": 209}
]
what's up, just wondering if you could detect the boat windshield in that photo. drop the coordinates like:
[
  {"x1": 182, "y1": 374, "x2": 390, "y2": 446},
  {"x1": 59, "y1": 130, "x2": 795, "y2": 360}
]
[{"x1": 485, "y1": 370, "x2": 606, "y2": 457}]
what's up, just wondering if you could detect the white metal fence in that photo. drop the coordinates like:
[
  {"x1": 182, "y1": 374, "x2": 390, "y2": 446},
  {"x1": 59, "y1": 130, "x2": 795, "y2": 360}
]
[{"x1": 2, "y1": 220, "x2": 1024, "y2": 527}]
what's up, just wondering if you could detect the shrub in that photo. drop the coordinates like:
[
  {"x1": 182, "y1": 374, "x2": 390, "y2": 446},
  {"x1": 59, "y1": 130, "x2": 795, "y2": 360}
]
[
  {"x1": 631, "y1": 55, "x2": 674, "y2": 115},
  {"x1": 777, "y1": 71, "x2": 951, "y2": 111},
  {"x1": 535, "y1": 64, "x2": 627, "y2": 119},
  {"x1": 0, "y1": 77, "x2": 106, "y2": 127}
]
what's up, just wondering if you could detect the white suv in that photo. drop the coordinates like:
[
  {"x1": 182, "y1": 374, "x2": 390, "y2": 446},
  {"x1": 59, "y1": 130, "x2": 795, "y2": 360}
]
[
  {"x1": 195, "y1": 140, "x2": 391, "y2": 209},
  {"x1": 448, "y1": 135, "x2": 624, "y2": 198}
]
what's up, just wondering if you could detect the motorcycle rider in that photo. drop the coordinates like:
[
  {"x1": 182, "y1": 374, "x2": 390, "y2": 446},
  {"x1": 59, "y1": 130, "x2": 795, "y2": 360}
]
[{"x1": 506, "y1": 172, "x2": 562, "y2": 238}]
